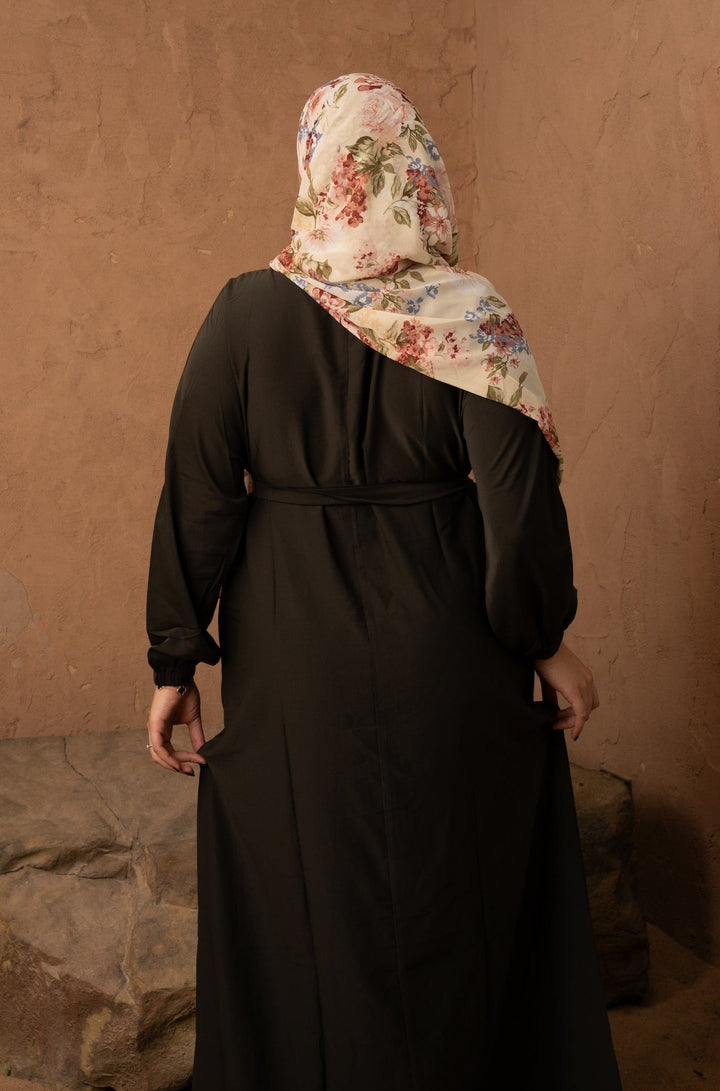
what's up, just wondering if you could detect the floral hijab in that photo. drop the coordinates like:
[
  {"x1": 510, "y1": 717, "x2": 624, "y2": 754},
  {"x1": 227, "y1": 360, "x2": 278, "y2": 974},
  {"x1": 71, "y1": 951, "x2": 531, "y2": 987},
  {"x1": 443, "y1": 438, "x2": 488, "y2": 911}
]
[{"x1": 270, "y1": 72, "x2": 564, "y2": 480}]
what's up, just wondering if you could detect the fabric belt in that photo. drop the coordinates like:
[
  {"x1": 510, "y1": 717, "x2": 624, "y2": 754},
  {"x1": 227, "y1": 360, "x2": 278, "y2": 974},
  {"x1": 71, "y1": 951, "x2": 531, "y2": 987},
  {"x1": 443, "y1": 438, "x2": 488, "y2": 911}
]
[{"x1": 249, "y1": 474, "x2": 474, "y2": 506}]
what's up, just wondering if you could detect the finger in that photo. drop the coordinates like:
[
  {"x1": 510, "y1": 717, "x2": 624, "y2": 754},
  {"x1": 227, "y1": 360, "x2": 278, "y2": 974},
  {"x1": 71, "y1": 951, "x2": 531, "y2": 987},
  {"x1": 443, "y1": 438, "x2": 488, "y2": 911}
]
[
  {"x1": 569, "y1": 696, "x2": 590, "y2": 740},
  {"x1": 552, "y1": 707, "x2": 580, "y2": 732},
  {"x1": 147, "y1": 721, "x2": 195, "y2": 776},
  {"x1": 171, "y1": 746, "x2": 206, "y2": 769},
  {"x1": 552, "y1": 713, "x2": 587, "y2": 740},
  {"x1": 553, "y1": 694, "x2": 589, "y2": 739},
  {"x1": 185, "y1": 709, "x2": 208, "y2": 765},
  {"x1": 149, "y1": 744, "x2": 191, "y2": 775},
  {"x1": 151, "y1": 738, "x2": 195, "y2": 775}
]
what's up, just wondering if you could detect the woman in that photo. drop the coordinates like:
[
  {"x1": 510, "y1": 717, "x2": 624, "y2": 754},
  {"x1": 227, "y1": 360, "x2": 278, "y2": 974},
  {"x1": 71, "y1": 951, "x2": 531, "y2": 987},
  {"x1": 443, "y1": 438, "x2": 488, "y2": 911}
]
[{"x1": 145, "y1": 74, "x2": 623, "y2": 1090}]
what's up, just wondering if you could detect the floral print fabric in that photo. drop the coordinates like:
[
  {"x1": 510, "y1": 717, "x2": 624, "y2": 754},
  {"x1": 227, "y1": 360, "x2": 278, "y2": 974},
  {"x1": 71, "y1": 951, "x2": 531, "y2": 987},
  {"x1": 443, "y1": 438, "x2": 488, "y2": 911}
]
[{"x1": 269, "y1": 73, "x2": 564, "y2": 479}]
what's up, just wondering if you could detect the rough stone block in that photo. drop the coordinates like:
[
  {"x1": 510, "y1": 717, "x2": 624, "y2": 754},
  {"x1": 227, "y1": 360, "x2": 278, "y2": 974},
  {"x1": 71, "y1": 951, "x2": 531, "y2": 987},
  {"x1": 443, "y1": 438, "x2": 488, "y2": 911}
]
[
  {"x1": 570, "y1": 763, "x2": 650, "y2": 1004},
  {"x1": 0, "y1": 730, "x2": 647, "y2": 1088}
]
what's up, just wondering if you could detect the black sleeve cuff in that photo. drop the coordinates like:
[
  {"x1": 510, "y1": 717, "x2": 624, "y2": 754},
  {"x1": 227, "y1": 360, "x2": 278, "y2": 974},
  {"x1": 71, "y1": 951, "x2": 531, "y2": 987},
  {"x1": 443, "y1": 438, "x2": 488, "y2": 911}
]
[{"x1": 152, "y1": 662, "x2": 197, "y2": 687}]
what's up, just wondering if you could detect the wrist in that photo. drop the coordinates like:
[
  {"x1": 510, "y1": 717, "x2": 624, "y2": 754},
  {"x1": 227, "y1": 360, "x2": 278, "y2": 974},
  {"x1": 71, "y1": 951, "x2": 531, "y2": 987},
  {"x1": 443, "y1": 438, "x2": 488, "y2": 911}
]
[
  {"x1": 155, "y1": 681, "x2": 192, "y2": 696},
  {"x1": 152, "y1": 664, "x2": 197, "y2": 687}
]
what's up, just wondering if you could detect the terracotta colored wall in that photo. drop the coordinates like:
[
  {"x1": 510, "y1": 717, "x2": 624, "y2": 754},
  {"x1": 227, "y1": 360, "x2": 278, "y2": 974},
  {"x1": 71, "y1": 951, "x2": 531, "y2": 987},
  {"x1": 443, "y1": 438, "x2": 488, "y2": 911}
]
[
  {"x1": 0, "y1": 10, "x2": 475, "y2": 726},
  {"x1": 472, "y1": 0, "x2": 720, "y2": 960},
  {"x1": 1, "y1": 0, "x2": 718, "y2": 963}
]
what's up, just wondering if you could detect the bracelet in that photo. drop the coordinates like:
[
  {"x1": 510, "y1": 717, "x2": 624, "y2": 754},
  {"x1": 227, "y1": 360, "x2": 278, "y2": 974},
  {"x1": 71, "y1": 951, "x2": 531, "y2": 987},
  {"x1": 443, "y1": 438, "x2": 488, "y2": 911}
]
[{"x1": 156, "y1": 683, "x2": 189, "y2": 696}]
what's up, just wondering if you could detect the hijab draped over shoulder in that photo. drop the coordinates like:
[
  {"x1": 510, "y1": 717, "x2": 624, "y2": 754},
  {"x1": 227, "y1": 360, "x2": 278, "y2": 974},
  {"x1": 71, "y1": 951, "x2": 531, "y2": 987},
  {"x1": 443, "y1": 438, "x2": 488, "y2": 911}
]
[{"x1": 270, "y1": 72, "x2": 564, "y2": 480}]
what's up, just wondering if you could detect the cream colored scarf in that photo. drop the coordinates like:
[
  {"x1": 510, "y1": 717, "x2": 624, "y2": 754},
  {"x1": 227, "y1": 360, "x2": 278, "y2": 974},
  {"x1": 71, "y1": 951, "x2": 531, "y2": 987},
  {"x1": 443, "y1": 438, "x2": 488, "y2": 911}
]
[{"x1": 270, "y1": 72, "x2": 563, "y2": 480}]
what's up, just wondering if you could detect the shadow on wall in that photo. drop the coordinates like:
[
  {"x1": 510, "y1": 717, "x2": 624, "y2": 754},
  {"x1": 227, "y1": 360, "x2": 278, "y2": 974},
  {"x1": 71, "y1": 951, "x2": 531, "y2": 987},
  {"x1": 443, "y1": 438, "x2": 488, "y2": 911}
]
[{"x1": 635, "y1": 795, "x2": 714, "y2": 966}]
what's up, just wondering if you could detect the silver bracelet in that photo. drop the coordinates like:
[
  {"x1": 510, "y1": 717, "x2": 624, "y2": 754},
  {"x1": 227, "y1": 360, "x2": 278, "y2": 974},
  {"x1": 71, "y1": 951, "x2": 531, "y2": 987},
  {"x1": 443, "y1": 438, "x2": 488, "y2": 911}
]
[{"x1": 156, "y1": 683, "x2": 189, "y2": 696}]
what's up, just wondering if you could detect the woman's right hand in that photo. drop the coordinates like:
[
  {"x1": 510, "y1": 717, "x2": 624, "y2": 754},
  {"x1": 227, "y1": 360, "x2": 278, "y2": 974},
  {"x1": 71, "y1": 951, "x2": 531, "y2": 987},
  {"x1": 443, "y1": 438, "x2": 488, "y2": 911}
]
[{"x1": 534, "y1": 641, "x2": 600, "y2": 741}]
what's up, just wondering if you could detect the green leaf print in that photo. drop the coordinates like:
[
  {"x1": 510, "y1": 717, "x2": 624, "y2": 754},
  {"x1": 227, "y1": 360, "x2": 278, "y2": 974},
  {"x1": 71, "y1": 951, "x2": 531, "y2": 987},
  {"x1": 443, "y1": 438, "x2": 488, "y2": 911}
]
[
  {"x1": 347, "y1": 136, "x2": 375, "y2": 155},
  {"x1": 358, "y1": 325, "x2": 379, "y2": 346},
  {"x1": 295, "y1": 198, "x2": 316, "y2": 217},
  {"x1": 372, "y1": 171, "x2": 386, "y2": 197},
  {"x1": 392, "y1": 207, "x2": 412, "y2": 227},
  {"x1": 486, "y1": 385, "x2": 505, "y2": 402}
]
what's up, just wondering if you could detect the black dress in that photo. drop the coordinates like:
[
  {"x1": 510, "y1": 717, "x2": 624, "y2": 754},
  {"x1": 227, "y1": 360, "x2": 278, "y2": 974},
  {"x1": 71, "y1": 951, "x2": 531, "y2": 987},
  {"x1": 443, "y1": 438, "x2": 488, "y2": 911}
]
[{"x1": 145, "y1": 268, "x2": 624, "y2": 1091}]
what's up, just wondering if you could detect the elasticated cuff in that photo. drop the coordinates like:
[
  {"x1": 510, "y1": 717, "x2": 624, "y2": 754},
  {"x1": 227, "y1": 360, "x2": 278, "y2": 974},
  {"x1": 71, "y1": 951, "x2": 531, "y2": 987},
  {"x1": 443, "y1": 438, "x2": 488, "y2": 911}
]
[{"x1": 153, "y1": 662, "x2": 197, "y2": 687}]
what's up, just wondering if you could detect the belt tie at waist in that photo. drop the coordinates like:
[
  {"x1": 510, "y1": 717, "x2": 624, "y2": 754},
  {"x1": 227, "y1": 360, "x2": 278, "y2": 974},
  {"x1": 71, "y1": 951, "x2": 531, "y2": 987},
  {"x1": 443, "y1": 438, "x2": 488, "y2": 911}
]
[{"x1": 249, "y1": 474, "x2": 473, "y2": 506}]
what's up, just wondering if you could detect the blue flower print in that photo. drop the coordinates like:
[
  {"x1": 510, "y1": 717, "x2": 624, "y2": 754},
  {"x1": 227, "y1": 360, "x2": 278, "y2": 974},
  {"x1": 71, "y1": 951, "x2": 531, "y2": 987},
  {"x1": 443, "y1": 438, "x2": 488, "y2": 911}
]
[
  {"x1": 464, "y1": 299, "x2": 496, "y2": 322},
  {"x1": 425, "y1": 284, "x2": 439, "y2": 298},
  {"x1": 299, "y1": 120, "x2": 323, "y2": 167},
  {"x1": 405, "y1": 295, "x2": 425, "y2": 314},
  {"x1": 423, "y1": 137, "x2": 441, "y2": 161},
  {"x1": 405, "y1": 157, "x2": 439, "y2": 188}
]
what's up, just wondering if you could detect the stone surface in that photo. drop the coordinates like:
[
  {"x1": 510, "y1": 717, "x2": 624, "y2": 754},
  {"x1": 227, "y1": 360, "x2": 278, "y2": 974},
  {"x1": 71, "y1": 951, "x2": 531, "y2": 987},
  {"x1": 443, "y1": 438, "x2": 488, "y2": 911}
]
[
  {"x1": 608, "y1": 922, "x2": 720, "y2": 1090},
  {"x1": 0, "y1": 729, "x2": 647, "y2": 1088},
  {"x1": 0, "y1": 728, "x2": 203, "y2": 1091},
  {"x1": 570, "y1": 763, "x2": 650, "y2": 1004},
  {"x1": 1, "y1": 923, "x2": 716, "y2": 1091}
]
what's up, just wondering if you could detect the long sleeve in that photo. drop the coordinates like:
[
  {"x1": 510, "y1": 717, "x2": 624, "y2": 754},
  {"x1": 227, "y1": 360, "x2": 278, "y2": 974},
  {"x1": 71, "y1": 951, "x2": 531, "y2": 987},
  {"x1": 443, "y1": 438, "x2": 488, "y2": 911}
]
[
  {"x1": 460, "y1": 391, "x2": 577, "y2": 660},
  {"x1": 145, "y1": 280, "x2": 251, "y2": 686}
]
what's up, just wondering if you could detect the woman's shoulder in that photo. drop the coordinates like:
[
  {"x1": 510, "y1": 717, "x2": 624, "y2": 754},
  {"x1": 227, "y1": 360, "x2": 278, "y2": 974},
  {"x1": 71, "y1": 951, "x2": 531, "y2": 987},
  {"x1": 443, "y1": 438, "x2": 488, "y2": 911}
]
[{"x1": 223, "y1": 266, "x2": 299, "y2": 302}]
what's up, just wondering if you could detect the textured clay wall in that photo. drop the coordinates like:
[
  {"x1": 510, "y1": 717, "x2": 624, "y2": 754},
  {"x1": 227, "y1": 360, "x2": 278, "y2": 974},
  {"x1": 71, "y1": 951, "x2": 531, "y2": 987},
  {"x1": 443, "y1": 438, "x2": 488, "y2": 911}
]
[
  {"x1": 471, "y1": 0, "x2": 720, "y2": 960},
  {"x1": 0, "y1": 1, "x2": 476, "y2": 733},
  {"x1": 2, "y1": 0, "x2": 719, "y2": 965}
]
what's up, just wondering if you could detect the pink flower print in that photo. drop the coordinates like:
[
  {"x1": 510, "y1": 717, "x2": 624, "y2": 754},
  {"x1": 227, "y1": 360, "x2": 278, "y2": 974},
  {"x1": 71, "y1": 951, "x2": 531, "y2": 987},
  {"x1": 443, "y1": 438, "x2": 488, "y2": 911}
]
[
  {"x1": 354, "y1": 246, "x2": 377, "y2": 272},
  {"x1": 302, "y1": 126, "x2": 321, "y2": 171},
  {"x1": 443, "y1": 330, "x2": 462, "y2": 359},
  {"x1": 536, "y1": 405, "x2": 560, "y2": 452},
  {"x1": 538, "y1": 405, "x2": 556, "y2": 434},
  {"x1": 329, "y1": 153, "x2": 369, "y2": 228},
  {"x1": 307, "y1": 209, "x2": 342, "y2": 248},
  {"x1": 396, "y1": 320, "x2": 439, "y2": 371},
  {"x1": 277, "y1": 245, "x2": 295, "y2": 271},
  {"x1": 407, "y1": 166, "x2": 436, "y2": 208},
  {"x1": 353, "y1": 247, "x2": 402, "y2": 278},
  {"x1": 355, "y1": 75, "x2": 387, "y2": 92},
  {"x1": 422, "y1": 204, "x2": 452, "y2": 246},
  {"x1": 360, "y1": 87, "x2": 416, "y2": 134},
  {"x1": 303, "y1": 76, "x2": 345, "y2": 127},
  {"x1": 372, "y1": 251, "x2": 403, "y2": 276},
  {"x1": 476, "y1": 313, "x2": 528, "y2": 357},
  {"x1": 311, "y1": 286, "x2": 349, "y2": 324}
]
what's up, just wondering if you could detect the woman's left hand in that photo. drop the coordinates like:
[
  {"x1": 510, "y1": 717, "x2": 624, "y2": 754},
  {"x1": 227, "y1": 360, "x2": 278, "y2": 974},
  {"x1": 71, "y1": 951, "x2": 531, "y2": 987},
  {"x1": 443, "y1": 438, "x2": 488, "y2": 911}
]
[{"x1": 146, "y1": 681, "x2": 208, "y2": 776}]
